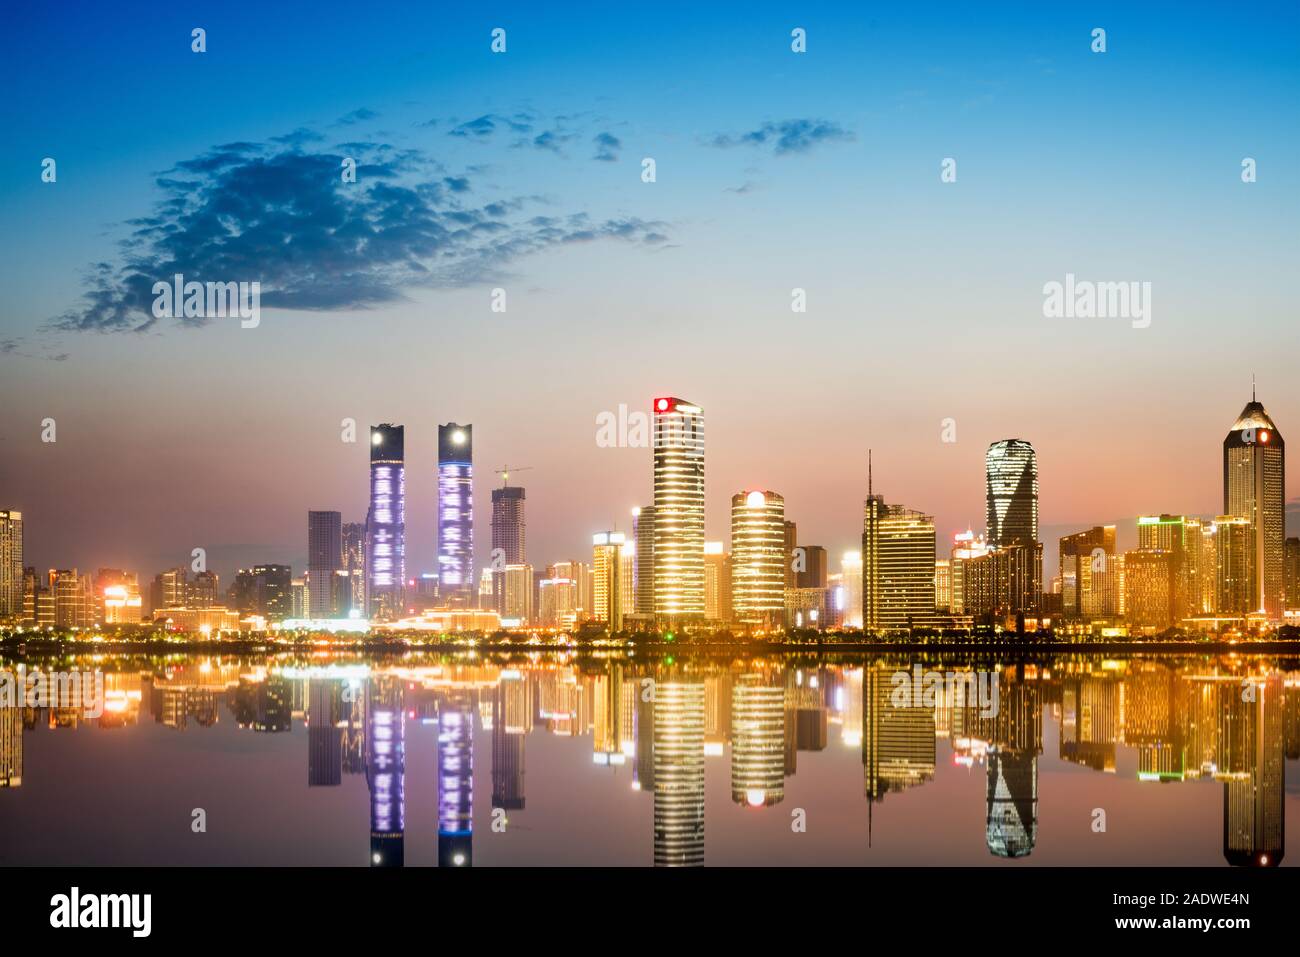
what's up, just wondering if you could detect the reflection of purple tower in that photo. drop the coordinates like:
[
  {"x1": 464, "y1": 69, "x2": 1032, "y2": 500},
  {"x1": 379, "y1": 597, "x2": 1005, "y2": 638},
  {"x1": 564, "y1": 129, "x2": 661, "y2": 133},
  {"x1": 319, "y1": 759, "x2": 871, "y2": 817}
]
[
  {"x1": 438, "y1": 691, "x2": 474, "y2": 867},
  {"x1": 367, "y1": 424, "x2": 405, "y2": 621},
  {"x1": 367, "y1": 678, "x2": 405, "y2": 867}
]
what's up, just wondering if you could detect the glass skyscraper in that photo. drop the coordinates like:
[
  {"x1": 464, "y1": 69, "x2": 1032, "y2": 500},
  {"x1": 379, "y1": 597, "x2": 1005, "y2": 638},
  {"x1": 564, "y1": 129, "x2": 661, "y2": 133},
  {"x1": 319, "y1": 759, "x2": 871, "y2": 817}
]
[
  {"x1": 307, "y1": 509, "x2": 342, "y2": 619},
  {"x1": 438, "y1": 423, "x2": 474, "y2": 606},
  {"x1": 985, "y1": 439, "x2": 1038, "y2": 548},
  {"x1": 1223, "y1": 396, "x2": 1285, "y2": 618},
  {"x1": 652, "y1": 398, "x2": 705, "y2": 622},
  {"x1": 367, "y1": 424, "x2": 405, "y2": 621}
]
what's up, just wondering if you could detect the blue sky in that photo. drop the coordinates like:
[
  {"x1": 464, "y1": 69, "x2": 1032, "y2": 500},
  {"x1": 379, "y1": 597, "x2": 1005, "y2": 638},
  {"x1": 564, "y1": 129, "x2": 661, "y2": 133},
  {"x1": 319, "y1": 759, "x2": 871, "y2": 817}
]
[{"x1": 2, "y1": 1, "x2": 1297, "y2": 582}]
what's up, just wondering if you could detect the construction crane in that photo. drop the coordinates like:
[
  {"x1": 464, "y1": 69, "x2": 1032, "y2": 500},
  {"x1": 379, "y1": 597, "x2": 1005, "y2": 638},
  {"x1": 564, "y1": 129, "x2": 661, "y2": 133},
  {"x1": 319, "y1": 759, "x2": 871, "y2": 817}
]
[{"x1": 494, "y1": 464, "x2": 533, "y2": 488}]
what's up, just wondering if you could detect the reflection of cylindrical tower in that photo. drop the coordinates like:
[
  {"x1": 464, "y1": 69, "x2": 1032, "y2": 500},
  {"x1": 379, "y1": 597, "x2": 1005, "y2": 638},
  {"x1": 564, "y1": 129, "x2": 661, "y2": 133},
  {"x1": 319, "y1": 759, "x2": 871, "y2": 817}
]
[
  {"x1": 367, "y1": 678, "x2": 405, "y2": 867},
  {"x1": 654, "y1": 680, "x2": 705, "y2": 866},
  {"x1": 439, "y1": 692, "x2": 474, "y2": 867},
  {"x1": 731, "y1": 673, "x2": 784, "y2": 807},
  {"x1": 985, "y1": 748, "x2": 1037, "y2": 859}
]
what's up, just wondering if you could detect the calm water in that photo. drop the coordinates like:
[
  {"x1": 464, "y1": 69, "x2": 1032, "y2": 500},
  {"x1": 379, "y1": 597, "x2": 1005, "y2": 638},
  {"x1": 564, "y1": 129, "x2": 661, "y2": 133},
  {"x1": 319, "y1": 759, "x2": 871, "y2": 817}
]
[{"x1": 1, "y1": 652, "x2": 1296, "y2": 867}]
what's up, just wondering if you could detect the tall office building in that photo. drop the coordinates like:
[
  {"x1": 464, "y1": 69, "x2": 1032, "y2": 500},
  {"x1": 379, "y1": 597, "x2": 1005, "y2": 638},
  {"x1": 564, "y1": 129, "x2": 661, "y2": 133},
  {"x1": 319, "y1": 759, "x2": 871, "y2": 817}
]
[
  {"x1": 0, "y1": 510, "x2": 21, "y2": 622},
  {"x1": 985, "y1": 440, "x2": 1038, "y2": 548},
  {"x1": 703, "y1": 541, "x2": 731, "y2": 623},
  {"x1": 438, "y1": 423, "x2": 474, "y2": 606},
  {"x1": 1215, "y1": 515, "x2": 1254, "y2": 615},
  {"x1": 863, "y1": 465, "x2": 936, "y2": 632},
  {"x1": 949, "y1": 530, "x2": 991, "y2": 615},
  {"x1": 1223, "y1": 395, "x2": 1285, "y2": 618},
  {"x1": 592, "y1": 532, "x2": 627, "y2": 631},
  {"x1": 502, "y1": 564, "x2": 533, "y2": 624},
  {"x1": 1285, "y1": 537, "x2": 1300, "y2": 611},
  {"x1": 367, "y1": 424, "x2": 405, "y2": 620},
  {"x1": 652, "y1": 398, "x2": 705, "y2": 622},
  {"x1": 730, "y1": 490, "x2": 786, "y2": 627},
  {"x1": 1137, "y1": 515, "x2": 1201, "y2": 624},
  {"x1": 633, "y1": 506, "x2": 656, "y2": 616},
  {"x1": 840, "y1": 551, "x2": 863, "y2": 629},
  {"x1": 1123, "y1": 549, "x2": 1175, "y2": 630},
  {"x1": 307, "y1": 510, "x2": 342, "y2": 618},
  {"x1": 342, "y1": 522, "x2": 366, "y2": 614},
  {"x1": 231, "y1": 565, "x2": 292, "y2": 620},
  {"x1": 490, "y1": 484, "x2": 526, "y2": 613},
  {"x1": 1060, "y1": 526, "x2": 1119, "y2": 619}
]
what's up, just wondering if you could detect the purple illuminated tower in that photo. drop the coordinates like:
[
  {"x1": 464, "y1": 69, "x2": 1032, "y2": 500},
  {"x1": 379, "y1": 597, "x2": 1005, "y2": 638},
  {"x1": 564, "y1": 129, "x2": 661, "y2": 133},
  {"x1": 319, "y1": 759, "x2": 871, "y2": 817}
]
[
  {"x1": 367, "y1": 424, "x2": 405, "y2": 621},
  {"x1": 437, "y1": 423, "x2": 474, "y2": 606}
]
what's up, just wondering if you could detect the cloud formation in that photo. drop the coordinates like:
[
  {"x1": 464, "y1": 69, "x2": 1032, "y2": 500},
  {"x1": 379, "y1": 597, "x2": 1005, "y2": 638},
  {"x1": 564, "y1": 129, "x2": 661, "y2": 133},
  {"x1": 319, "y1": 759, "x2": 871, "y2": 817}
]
[
  {"x1": 51, "y1": 135, "x2": 669, "y2": 333},
  {"x1": 709, "y1": 118, "x2": 854, "y2": 155}
]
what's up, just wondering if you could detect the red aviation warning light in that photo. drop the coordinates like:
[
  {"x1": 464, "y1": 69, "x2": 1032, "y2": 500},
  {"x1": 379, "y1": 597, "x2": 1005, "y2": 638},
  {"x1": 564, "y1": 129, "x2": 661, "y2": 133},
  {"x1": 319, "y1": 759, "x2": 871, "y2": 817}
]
[{"x1": 654, "y1": 397, "x2": 671, "y2": 413}]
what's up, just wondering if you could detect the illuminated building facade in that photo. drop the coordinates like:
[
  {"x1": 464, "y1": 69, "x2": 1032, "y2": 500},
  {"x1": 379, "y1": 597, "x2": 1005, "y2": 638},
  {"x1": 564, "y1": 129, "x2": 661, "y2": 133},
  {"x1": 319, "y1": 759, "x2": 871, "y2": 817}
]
[
  {"x1": 367, "y1": 423, "x2": 405, "y2": 620},
  {"x1": 730, "y1": 490, "x2": 785, "y2": 627},
  {"x1": 438, "y1": 423, "x2": 474, "y2": 606},
  {"x1": 342, "y1": 522, "x2": 366, "y2": 614},
  {"x1": 985, "y1": 439, "x2": 1038, "y2": 548},
  {"x1": 703, "y1": 541, "x2": 731, "y2": 623},
  {"x1": 963, "y1": 542, "x2": 1043, "y2": 625},
  {"x1": 502, "y1": 563, "x2": 533, "y2": 624},
  {"x1": 1059, "y1": 526, "x2": 1118, "y2": 619},
  {"x1": 949, "y1": 530, "x2": 991, "y2": 615},
  {"x1": 1223, "y1": 397, "x2": 1285, "y2": 618},
  {"x1": 633, "y1": 505, "x2": 655, "y2": 617},
  {"x1": 652, "y1": 398, "x2": 705, "y2": 622},
  {"x1": 840, "y1": 551, "x2": 863, "y2": 629},
  {"x1": 1123, "y1": 549, "x2": 1174, "y2": 631},
  {"x1": 864, "y1": 503, "x2": 936, "y2": 632},
  {"x1": 592, "y1": 532, "x2": 627, "y2": 630},
  {"x1": 0, "y1": 510, "x2": 21, "y2": 622},
  {"x1": 1214, "y1": 515, "x2": 1253, "y2": 614}
]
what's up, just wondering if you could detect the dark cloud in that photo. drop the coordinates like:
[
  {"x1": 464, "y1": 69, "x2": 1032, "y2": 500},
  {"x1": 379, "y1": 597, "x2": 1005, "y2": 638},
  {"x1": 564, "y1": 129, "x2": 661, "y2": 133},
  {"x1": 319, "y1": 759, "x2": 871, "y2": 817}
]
[
  {"x1": 710, "y1": 118, "x2": 854, "y2": 155},
  {"x1": 50, "y1": 134, "x2": 669, "y2": 333},
  {"x1": 334, "y1": 108, "x2": 380, "y2": 126},
  {"x1": 592, "y1": 132, "x2": 622, "y2": 162},
  {"x1": 447, "y1": 113, "x2": 534, "y2": 139}
]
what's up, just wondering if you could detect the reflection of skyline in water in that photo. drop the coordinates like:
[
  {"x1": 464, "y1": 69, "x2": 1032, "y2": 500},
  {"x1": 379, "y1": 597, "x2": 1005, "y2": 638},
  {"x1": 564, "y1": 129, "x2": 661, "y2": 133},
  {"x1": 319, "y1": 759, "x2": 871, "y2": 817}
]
[{"x1": 0, "y1": 655, "x2": 1295, "y2": 867}]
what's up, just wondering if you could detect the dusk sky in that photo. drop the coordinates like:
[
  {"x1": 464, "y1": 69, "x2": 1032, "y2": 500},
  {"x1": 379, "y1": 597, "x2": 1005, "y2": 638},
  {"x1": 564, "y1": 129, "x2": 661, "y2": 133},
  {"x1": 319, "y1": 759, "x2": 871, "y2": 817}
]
[{"x1": 2, "y1": 1, "x2": 1298, "y2": 585}]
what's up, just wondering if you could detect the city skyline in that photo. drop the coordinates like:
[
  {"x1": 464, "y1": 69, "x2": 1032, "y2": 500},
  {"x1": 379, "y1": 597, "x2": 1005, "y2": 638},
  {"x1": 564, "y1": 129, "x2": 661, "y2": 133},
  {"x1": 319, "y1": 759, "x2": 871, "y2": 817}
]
[
  {"x1": 3, "y1": 391, "x2": 1296, "y2": 634},
  {"x1": 3, "y1": 5, "x2": 1298, "y2": 596}
]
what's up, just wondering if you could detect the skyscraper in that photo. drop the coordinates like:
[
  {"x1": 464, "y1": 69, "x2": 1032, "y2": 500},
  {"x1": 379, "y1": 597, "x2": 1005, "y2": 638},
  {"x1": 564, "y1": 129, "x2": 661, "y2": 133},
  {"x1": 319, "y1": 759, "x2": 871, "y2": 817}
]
[
  {"x1": 490, "y1": 484, "x2": 526, "y2": 614},
  {"x1": 367, "y1": 424, "x2": 405, "y2": 620},
  {"x1": 438, "y1": 423, "x2": 474, "y2": 606},
  {"x1": 703, "y1": 541, "x2": 731, "y2": 623},
  {"x1": 342, "y1": 522, "x2": 366, "y2": 614},
  {"x1": 862, "y1": 458, "x2": 936, "y2": 632},
  {"x1": 985, "y1": 440, "x2": 1038, "y2": 548},
  {"x1": 730, "y1": 490, "x2": 785, "y2": 627},
  {"x1": 592, "y1": 532, "x2": 627, "y2": 630},
  {"x1": 633, "y1": 505, "x2": 656, "y2": 616},
  {"x1": 307, "y1": 509, "x2": 342, "y2": 618},
  {"x1": 652, "y1": 398, "x2": 705, "y2": 622},
  {"x1": 1223, "y1": 395, "x2": 1285, "y2": 618},
  {"x1": 0, "y1": 510, "x2": 21, "y2": 622}
]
